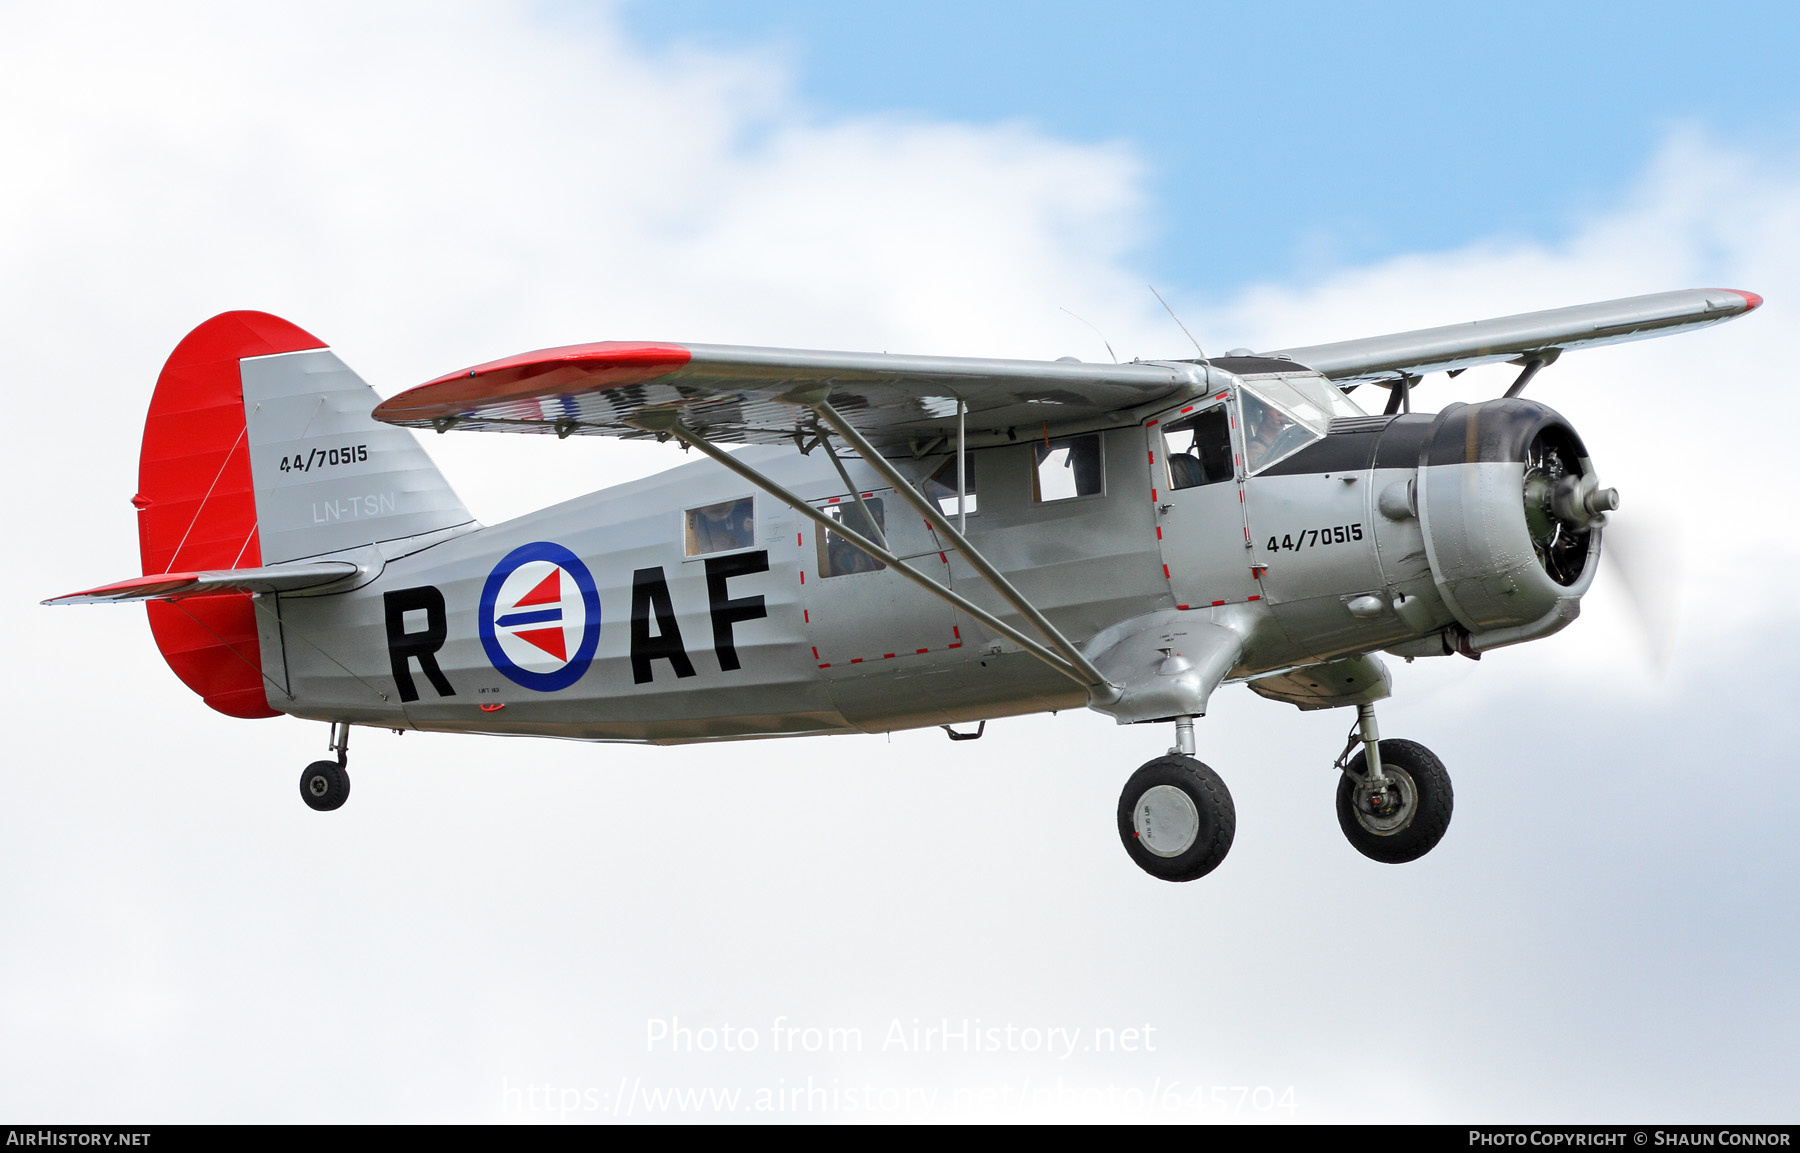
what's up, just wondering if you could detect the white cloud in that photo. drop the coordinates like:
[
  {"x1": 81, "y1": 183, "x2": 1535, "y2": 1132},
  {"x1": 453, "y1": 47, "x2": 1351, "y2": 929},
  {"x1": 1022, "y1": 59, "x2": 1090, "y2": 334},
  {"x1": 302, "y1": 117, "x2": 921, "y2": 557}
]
[
  {"x1": 3, "y1": 3, "x2": 1797, "y2": 1123},
  {"x1": 1, "y1": 0, "x2": 1153, "y2": 531}
]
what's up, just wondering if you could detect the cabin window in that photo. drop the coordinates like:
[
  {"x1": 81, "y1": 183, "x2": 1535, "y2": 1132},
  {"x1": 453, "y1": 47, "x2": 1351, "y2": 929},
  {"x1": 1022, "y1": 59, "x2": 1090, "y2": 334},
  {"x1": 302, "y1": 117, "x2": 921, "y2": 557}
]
[
  {"x1": 684, "y1": 498, "x2": 755, "y2": 556},
  {"x1": 1162, "y1": 406, "x2": 1236, "y2": 489},
  {"x1": 922, "y1": 455, "x2": 978, "y2": 517},
  {"x1": 1032, "y1": 434, "x2": 1103, "y2": 502},
  {"x1": 816, "y1": 499, "x2": 887, "y2": 577}
]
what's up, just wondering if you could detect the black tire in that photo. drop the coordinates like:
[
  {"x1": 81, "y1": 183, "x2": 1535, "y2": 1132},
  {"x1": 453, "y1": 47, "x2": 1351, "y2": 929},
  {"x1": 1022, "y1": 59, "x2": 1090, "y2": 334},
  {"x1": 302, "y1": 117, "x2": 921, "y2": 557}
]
[
  {"x1": 1117, "y1": 755, "x2": 1236, "y2": 882},
  {"x1": 1335, "y1": 739, "x2": 1451, "y2": 864},
  {"x1": 299, "y1": 760, "x2": 350, "y2": 812}
]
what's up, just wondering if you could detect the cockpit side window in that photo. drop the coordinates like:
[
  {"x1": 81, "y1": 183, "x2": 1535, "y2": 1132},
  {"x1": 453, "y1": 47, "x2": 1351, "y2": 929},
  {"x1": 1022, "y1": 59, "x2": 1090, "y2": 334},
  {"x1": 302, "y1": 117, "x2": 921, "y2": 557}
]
[{"x1": 1162, "y1": 406, "x2": 1235, "y2": 489}]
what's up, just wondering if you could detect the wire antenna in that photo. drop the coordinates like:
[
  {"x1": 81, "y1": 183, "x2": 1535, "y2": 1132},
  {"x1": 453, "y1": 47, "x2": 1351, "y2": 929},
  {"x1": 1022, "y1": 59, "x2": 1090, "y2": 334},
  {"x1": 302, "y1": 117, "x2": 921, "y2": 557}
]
[
  {"x1": 1058, "y1": 307, "x2": 1119, "y2": 364},
  {"x1": 1148, "y1": 284, "x2": 1207, "y2": 360}
]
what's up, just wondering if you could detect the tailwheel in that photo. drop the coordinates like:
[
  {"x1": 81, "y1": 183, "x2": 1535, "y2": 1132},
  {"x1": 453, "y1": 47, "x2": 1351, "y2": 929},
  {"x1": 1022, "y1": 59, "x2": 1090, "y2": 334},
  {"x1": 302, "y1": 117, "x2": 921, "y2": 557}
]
[
  {"x1": 300, "y1": 760, "x2": 350, "y2": 812},
  {"x1": 1336, "y1": 738, "x2": 1452, "y2": 863},
  {"x1": 300, "y1": 721, "x2": 352, "y2": 812},
  {"x1": 1117, "y1": 755, "x2": 1236, "y2": 882}
]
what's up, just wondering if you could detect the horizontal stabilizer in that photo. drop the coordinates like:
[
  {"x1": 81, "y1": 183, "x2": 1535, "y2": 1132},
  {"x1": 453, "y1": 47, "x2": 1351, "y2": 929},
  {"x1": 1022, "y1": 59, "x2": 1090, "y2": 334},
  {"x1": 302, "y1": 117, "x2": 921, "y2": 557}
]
[
  {"x1": 1265, "y1": 288, "x2": 1762, "y2": 384},
  {"x1": 44, "y1": 561, "x2": 360, "y2": 606}
]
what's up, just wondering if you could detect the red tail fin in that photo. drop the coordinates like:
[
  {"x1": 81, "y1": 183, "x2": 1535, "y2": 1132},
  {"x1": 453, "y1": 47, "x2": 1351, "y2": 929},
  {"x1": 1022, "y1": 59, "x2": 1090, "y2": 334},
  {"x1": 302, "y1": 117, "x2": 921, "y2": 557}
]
[{"x1": 137, "y1": 312, "x2": 324, "y2": 718}]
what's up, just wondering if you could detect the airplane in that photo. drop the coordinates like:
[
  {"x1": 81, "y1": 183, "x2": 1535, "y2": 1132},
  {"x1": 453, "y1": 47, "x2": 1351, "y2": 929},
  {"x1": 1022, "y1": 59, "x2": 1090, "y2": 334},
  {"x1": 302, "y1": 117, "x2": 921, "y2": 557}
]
[{"x1": 46, "y1": 288, "x2": 1762, "y2": 881}]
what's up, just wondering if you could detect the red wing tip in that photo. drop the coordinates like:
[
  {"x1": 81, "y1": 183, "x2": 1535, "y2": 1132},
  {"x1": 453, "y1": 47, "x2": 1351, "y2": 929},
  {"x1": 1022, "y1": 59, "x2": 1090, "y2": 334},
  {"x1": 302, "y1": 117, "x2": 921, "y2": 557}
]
[
  {"x1": 418, "y1": 341, "x2": 693, "y2": 389},
  {"x1": 1711, "y1": 288, "x2": 1763, "y2": 312}
]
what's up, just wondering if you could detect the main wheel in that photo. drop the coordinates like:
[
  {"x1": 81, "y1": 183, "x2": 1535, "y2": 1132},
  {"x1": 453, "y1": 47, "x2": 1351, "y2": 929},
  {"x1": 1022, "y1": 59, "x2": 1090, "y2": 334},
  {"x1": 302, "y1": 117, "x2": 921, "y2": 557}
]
[
  {"x1": 1335, "y1": 739, "x2": 1451, "y2": 863},
  {"x1": 1117, "y1": 755, "x2": 1236, "y2": 882},
  {"x1": 300, "y1": 760, "x2": 350, "y2": 812}
]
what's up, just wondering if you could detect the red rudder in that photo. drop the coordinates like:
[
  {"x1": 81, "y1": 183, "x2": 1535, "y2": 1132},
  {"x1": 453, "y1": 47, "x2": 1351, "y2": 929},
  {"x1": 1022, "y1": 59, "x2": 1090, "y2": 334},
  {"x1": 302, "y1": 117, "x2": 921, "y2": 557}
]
[{"x1": 136, "y1": 312, "x2": 325, "y2": 718}]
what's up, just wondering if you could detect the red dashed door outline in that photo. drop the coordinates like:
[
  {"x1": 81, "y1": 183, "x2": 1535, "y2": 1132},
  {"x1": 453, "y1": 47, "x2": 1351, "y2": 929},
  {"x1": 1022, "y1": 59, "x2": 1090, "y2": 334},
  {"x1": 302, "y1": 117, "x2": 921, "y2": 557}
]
[
  {"x1": 797, "y1": 488, "x2": 962, "y2": 669},
  {"x1": 1150, "y1": 401, "x2": 1263, "y2": 611}
]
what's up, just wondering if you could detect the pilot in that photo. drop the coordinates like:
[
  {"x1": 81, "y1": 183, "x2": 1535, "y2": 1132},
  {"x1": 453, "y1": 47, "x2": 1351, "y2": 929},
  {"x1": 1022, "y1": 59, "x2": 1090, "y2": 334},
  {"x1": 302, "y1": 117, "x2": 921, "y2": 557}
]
[
  {"x1": 1240, "y1": 405, "x2": 1271, "y2": 463},
  {"x1": 1242, "y1": 401, "x2": 1306, "y2": 467}
]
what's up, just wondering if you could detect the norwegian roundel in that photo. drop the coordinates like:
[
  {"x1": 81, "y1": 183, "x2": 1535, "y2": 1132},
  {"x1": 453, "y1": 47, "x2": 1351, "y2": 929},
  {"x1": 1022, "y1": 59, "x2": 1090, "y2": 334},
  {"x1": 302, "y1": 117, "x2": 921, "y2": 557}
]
[{"x1": 478, "y1": 542, "x2": 602, "y2": 692}]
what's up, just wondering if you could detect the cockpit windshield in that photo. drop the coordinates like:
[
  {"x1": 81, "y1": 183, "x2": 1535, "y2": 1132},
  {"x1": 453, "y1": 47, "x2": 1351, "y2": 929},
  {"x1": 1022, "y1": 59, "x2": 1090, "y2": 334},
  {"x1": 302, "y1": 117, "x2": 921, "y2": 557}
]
[
  {"x1": 1238, "y1": 373, "x2": 1365, "y2": 472},
  {"x1": 1291, "y1": 375, "x2": 1366, "y2": 421},
  {"x1": 1239, "y1": 391, "x2": 1315, "y2": 472}
]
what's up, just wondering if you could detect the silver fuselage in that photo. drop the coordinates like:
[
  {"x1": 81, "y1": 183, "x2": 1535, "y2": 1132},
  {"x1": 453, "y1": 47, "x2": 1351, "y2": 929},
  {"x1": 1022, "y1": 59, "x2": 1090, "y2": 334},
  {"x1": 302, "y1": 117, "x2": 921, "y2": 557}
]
[{"x1": 261, "y1": 367, "x2": 1563, "y2": 743}]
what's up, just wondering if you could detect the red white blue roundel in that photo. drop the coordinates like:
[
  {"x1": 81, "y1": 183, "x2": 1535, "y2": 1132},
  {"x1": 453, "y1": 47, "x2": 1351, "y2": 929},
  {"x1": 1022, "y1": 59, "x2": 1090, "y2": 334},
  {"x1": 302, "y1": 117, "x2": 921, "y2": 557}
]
[{"x1": 479, "y1": 542, "x2": 601, "y2": 692}]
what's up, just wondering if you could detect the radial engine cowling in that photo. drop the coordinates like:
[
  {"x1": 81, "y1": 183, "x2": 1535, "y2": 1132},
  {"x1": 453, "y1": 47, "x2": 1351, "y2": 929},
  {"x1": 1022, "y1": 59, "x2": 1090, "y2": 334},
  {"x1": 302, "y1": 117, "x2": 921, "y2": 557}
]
[{"x1": 1416, "y1": 398, "x2": 1617, "y2": 652}]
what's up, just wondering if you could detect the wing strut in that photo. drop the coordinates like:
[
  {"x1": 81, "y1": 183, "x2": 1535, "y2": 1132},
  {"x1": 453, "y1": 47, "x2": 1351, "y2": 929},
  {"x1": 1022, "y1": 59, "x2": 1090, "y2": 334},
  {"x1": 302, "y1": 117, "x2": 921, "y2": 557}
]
[
  {"x1": 625, "y1": 408, "x2": 1118, "y2": 700},
  {"x1": 1502, "y1": 350, "x2": 1558, "y2": 398},
  {"x1": 957, "y1": 398, "x2": 968, "y2": 534},
  {"x1": 1381, "y1": 374, "x2": 1417, "y2": 415}
]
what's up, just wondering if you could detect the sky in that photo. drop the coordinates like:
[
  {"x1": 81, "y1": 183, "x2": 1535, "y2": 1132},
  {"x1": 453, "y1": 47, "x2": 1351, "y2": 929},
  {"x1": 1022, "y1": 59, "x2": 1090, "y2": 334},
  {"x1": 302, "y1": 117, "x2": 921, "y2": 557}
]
[
  {"x1": 624, "y1": 0, "x2": 1800, "y2": 292},
  {"x1": 2, "y1": 0, "x2": 1797, "y2": 1124}
]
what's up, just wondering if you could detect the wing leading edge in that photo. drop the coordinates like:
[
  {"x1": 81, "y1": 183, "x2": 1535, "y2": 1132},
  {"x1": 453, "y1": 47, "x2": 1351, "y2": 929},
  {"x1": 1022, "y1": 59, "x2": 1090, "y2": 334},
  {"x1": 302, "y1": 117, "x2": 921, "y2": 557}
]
[{"x1": 1263, "y1": 288, "x2": 1762, "y2": 384}]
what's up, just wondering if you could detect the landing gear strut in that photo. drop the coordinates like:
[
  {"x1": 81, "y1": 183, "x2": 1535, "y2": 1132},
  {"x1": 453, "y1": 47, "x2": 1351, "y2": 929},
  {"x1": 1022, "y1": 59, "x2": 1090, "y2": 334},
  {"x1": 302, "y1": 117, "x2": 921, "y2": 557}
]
[
  {"x1": 1333, "y1": 704, "x2": 1452, "y2": 863},
  {"x1": 299, "y1": 721, "x2": 352, "y2": 812},
  {"x1": 1116, "y1": 715, "x2": 1236, "y2": 882}
]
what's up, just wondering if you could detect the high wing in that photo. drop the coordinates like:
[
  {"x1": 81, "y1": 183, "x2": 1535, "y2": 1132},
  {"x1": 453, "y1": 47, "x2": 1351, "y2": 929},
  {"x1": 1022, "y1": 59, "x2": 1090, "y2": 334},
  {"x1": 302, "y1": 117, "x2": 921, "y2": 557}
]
[
  {"x1": 374, "y1": 288, "x2": 1761, "y2": 449},
  {"x1": 1263, "y1": 287, "x2": 1762, "y2": 384},
  {"x1": 43, "y1": 561, "x2": 361, "y2": 606},
  {"x1": 372, "y1": 343, "x2": 1207, "y2": 451}
]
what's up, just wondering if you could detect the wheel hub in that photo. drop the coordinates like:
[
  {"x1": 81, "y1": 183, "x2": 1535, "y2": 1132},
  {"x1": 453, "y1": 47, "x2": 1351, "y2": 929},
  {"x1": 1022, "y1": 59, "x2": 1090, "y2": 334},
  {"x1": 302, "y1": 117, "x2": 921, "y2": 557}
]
[
  {"x1": 1133, "y1": 784, "x2": 1200, "y2": 858},
  {"x1": 1352, "y1": 767, "x2": 1417, "y2": 836},
  {"x1": 308, "y1": 774, "x2": 330, "y2": 798}
]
